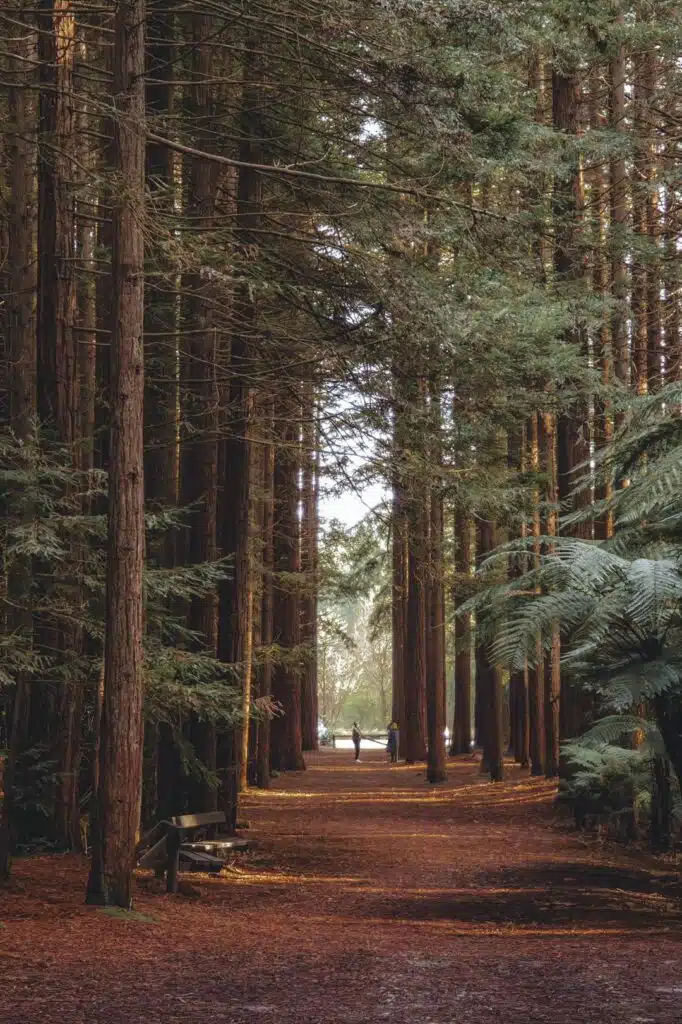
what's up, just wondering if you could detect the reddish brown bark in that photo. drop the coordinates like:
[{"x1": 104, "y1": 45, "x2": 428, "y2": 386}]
[
  {"x1": 539, "y1": 412, "x2": 560, "y2": 778},
  {"x1": 610, "y1": 24, "x2": 629, "y2": 390},
  {"x1": 256, "y1": 397, "x2": 275, "y2": 789},
  {"x1": 300, "y1": 385, "x2": 319, "y2": 751},
  {"x1": 181, "y1": 14, "x2": 221, "y2": 812},
  {"x1": 528, "y1": 414, "x2": 546, "y2": 776},
  {"x1": 142, "y1": 12, "x2": 182, "y2": 820},
  {"x1": 37, "y1": 0, "x2": 77, "y2": 437},
  {"x1": 404, "y1": 489, "x2": 428, "y2": 763},
  {"x1": 217, "y1": 50, "x2": 262, "y2": 803},
  {"x1": 391, "y1": 468, "x2": 408, "y2": 733},
  {"x1": 426, "y1": 387, "x2": 446, "y2": 784},
  {"x1": 451, "y1": 513, "x2": 472, "y2": 755},
  {"x1": 269, "y1": 389, "x2": 305, "y2": 773},
  {"x1": 36, "y1": 0, "x2": 84, "y2": 850},
  {"x1": 477, "y1": 519, "x2": 504, "y2": 782},
  {"x1": 87, "y1": 0, "x2": 146, "y2": 909},
  {"x1": 0, "y1": 12, "x2": 37, "y2": 877}
]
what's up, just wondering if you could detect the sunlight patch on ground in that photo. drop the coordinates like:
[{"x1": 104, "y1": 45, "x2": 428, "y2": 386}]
[{"x1": 294, "y1": 914, "x2": 677, "y2": 938}]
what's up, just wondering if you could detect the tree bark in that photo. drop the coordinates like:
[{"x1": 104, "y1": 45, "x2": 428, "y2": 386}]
[
  {"x1": 426, "y1": 384, "x2": 446, "y2": 783},
  {"x1": 300, "y1": 383, "x2": 319, "y2": 751},
  {"x1": 269, "y1": 387, "x2": 305, "y2": 772},
  {"x1": 256, "y1": 396, "x2": 275, "y2": 788},
  {"x1": 181, "y1": 13, "x2": 220, "y2": 812},
  {"x1": 217, "y1": 48, "x2": 261, "y2": 805},
  {"x1": 0, "y1": 10, "x2": 37, "y2": 876},
  {"x1": 142, "y1": 11, "x2": 181, "y2": 820},
  {"x1": 539, "y1": 412, "x2": 560, "y2": 778},
  {"x1": 610, "y1": 21, "x2": 629, "y2": 391},
  {"x1": 589, "y1": 77, "x2": 614, "y2": 541},
  {"x1": 87, "y1": 0, "x2": 146, "y2": 909},
  {"x1": 391, "y1": 459, "x2": 408, "y2": 733},
  {"x1": 36, "y1": 0, "x2": 83, "y2": 850},
  {"x1": 404, "y1": 486, "x2": 428, "y2": 763},
  {"x1": 528, "y1": 413, "x2": 546, "y2": 776},
  {"x1": 477, "y1": 519, "x2": 504, "y2": 782},
  {"x1": 451, "y1": 513, "x2": 472, "y2": 755}
]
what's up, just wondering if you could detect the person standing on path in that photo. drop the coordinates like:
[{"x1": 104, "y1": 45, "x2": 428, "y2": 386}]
[
  {"x1": 387, "y1": 721, "x2": 399, "y2": 763},
  {"x1": 352, "y1": 722, "x2": 362, "y2": 761}
]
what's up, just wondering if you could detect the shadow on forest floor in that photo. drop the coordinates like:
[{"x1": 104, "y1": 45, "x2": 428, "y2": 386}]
[{"x1": 364, "y1": 860, "x2": 682, "y2": 930}]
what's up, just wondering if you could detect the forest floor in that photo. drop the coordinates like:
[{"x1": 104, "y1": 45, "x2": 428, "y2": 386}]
[{"x1": 3, "y1": 750, "x2": 682, "y2": 1024}]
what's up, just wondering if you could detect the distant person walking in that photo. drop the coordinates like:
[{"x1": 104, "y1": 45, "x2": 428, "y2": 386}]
[
  {"x1": 387, "y1": 721, "x2": 399, "y2": 763},
  {"x1": 352, "y1": 722, "x2": 362, "y2": 762}
]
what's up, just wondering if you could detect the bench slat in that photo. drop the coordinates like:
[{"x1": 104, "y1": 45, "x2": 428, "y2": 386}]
[
  {"x1": 170, "y1": 811, "x2": 226, "y2": 829},
  {"x1": 179, "y1": 849, "x2": 224, "y2": 871},
  {"x1": 182, "y1": 838, "x2": 249, "y2": 855}
]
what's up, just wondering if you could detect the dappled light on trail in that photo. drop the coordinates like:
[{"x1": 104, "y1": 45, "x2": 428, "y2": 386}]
[{"x1": 5, "y1": 748, "x2": 682, "y2": 1024}]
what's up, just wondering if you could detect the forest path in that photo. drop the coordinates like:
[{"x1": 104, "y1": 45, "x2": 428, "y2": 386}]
[{"x1": 4, "y1": 750, "x2": 682, "y2": 1024}]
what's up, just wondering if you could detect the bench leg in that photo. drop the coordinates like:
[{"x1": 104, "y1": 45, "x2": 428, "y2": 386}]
[{"x1": 166, "y1": 830, "x2": 181, "y2": 894}]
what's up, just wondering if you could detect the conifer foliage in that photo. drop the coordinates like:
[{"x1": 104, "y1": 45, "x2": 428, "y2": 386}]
[{"x1": 0, "y1": 0, "x2": 681, "y2": 903}]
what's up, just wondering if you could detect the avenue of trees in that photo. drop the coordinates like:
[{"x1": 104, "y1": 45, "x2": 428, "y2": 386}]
[{"x1": 1, "y1": 0, "x2": 682, "y2": 904}]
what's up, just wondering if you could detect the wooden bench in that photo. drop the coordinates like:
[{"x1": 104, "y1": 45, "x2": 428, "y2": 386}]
[{"x1": 136, "y1": 811, "x2": 249, "y2": 893}]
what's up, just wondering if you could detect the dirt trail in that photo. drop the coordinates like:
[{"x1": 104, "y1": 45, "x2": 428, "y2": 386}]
[{"x1": 3, "y1": 750, "x2": 682, "y2": 1023}]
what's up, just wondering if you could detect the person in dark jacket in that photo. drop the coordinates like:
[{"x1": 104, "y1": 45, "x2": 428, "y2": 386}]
[
  {"x1": 352, "y1": 722, "x2": 361, "y2": 761},
  {"x1": 386, "y1": 721, "x2": 399, "y2": 763}
]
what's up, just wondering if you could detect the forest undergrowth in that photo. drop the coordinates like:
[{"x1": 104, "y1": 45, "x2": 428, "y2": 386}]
[{"x1": 3, "y1": 750, "x2": 682, "y2": 1024}]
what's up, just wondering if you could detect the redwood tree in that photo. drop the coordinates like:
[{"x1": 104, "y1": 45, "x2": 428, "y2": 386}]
[{"x1": 87, "y1": 0, "x2": 146, "y2": 909}]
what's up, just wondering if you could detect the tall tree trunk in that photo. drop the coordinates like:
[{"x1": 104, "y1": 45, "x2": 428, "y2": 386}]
[
  {"x1": 239, "y1": 405, "x2": 258, "y2": 789},
  {"x1": 391, "y1": 367, "x2": 409, "y2": 734},
  {"x1": 477, "y1": 519, "x2": 504, "y2": 782},
  {"x1": 552, "y1": 60, "x2": 590, "y2": 748},
  {"x1": 590, "y1": 76, "x2": 614, "y2": 541},
  {"x1": 0, "y1": 11, "x2": 37, "y2": 877},
  {"x1": 87, "y1": 0, "x2": 146, "y2": 909},
  {"x1": 553, "y1": 62, "x2": 587, "y2": 511},
  {"x1": 664, "y1": 123, "x2": 680, "y2": 380},
  {"x1": 256, "y1": 396, "x2": 275, "y2": 788},
  {"x1": 36, "y1": 0, "x2": 82, "y2": 850},
  {"x1": 633, "y1": 48, "x2": 660, "y2": 394},
  {"x1": 633, "y1": 56, "x2": 650, "y2": 397},
  {"x1": 300, "y1": 383, "x2": 319, "y2": 751},
  {"x1": 37, "y1": 0, "x2": 77, "y2": 436},
  {"x1": 451, "y1": 513, "x2": 472, "y2": 755},
  {"x1": 217, "y1": 49, "x2": 261, "y2": 809},
  {"x1": 404, "y1": 483, "x2": 428, "y2": 763},
  {"x1": 269, "y1": 387, "x2": 305, "y2": 772},
  {"x1": 610, "y1": 20, "x2": 629, "y2": 391},
  {"x1": 508, "y1": 427, "x2": 529, "y2": 768},
  {"x1": 540, "y1": 412, "x2": 560, "y2": 777},
  {"x1": 142, "y1": 11, "x2": 180, "y2": 821},
  {"x1": 181, "y1": 13, "x2": 221, "y2": 812},
  {"x1": 426, "y1": 390, "x2": 446, "y2": 783},
  {"x1": 391, "y1": 461, "x2": 408, "y2": 733},
  {"x1": 528, "y1": 413, "x2": 546, "y2": 776},
  {"x1": 527, "y1": 57, "x2": 549, "y2": 777}
]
